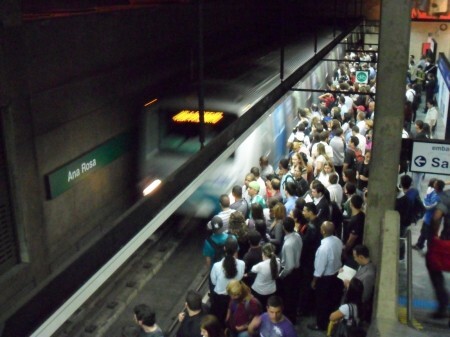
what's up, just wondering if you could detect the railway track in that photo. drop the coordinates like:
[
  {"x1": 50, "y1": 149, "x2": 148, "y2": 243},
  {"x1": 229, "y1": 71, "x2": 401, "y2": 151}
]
[{"x1": 51, "y1": 215, "x2": 209, "y2": 337}]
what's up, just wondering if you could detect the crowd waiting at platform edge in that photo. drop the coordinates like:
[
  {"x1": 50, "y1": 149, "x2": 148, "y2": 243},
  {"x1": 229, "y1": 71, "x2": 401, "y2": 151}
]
[{"x1": 120, "y1": 49, "x2": 450, "y2": 337}]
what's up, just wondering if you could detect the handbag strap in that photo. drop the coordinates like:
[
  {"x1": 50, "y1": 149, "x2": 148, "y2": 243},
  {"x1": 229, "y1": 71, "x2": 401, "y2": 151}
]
[{"x1": 348, "y1": 303, "x2": 354, "y2": 319}]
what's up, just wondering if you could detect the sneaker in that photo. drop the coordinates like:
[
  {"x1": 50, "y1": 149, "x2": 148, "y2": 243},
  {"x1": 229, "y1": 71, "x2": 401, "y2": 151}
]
[{"x1": 412, "y1": 244, "x2": 422, "y2": 251}]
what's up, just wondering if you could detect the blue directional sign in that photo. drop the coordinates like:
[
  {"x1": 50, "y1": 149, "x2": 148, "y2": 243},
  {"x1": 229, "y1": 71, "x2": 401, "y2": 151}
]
[
  {"x1": 414, "y1": 155, "x2": 427, "y2": 167},
  {"x1": 410, "y1": 141, "x2": 450, "y2": 175}
]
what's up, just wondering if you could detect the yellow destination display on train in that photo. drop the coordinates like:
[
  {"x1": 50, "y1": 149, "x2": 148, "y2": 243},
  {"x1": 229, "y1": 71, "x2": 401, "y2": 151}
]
[{"x1": 172, "y1": 110, "x2": 224, "y2": 124}]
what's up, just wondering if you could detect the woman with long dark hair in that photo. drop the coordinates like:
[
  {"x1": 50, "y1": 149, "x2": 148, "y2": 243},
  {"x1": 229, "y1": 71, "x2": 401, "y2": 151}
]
[
  {"x1": 268, "y1": 203, "x2": 286, "y2": 254},
  {"x1": 228, "y1": 211, "x2": 249, "y2": 259},
  {"x1": 200, "y1": 315, "x2": 226, "y2": 337},
  {"x1": 329, "y1": 278, "x2": 364, "y2": 330},
  {"x1": 250, "y1": 243, "x2": 280, "y2": 308},
  {"x1": 210, "y1": 237, "x2": 245, "y2": 323},
  {"x1": 247, "y1": 203, "x2": 269, "y2": 243}
]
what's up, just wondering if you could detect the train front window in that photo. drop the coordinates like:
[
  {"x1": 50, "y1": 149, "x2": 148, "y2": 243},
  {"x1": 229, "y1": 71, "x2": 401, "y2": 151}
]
[{"x1": 158, "y1": 109, "x2": 237, "y2": 153}]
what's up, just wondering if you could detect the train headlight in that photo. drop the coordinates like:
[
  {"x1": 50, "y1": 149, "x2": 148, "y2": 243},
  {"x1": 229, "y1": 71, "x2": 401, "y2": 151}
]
[{"x1": 143, "y1": 179, "x2": 161, "y2": 196}]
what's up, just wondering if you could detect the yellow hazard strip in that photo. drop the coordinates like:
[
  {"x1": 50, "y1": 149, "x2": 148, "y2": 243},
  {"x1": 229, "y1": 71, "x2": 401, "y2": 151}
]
[{"x1": 398, "y1": 307, "x2": 424, "y2": 330}]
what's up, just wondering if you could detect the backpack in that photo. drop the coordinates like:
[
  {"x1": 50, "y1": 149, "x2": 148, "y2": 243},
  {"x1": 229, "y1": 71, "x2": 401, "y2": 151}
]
[
  {"x1": 295, "y1": 177, "x2": 309, "y2": 197},
  {"x1": 207, "y1": 235, "x2": 231, "y2": 264},
  {"x1": 282, "y1": 173, "x2": 296, "y2": 191},
  {"x1": 330, "y1": 304, "x2": 358, "y2": 337}
]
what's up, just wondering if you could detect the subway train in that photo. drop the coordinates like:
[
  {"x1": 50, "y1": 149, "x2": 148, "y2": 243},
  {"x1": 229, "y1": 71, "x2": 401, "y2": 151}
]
[{"x1": 138, "y1": 30, "x2": 348, "y2": 216}]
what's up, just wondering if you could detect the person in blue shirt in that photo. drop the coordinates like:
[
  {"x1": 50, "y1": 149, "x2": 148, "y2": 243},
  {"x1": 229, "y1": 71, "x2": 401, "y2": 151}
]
[
  {"x1": 283, "y1": 181, "x2": 298, "y2": 216},
  {"x1": 413, "y1": 179, "x2": 445, "y2": 250}
]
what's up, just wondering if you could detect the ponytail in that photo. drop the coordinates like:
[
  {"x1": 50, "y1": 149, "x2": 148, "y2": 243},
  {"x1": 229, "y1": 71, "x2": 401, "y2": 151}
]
[
  {"x1": 223, "y1": 237, "x2": 238, "y2": 279},
  {"x1": 262, "y1": 243, "x2": 278, "y2": 280},
  {"x1": 269, "y1": 254, "x2": 278, "y2": 280}
]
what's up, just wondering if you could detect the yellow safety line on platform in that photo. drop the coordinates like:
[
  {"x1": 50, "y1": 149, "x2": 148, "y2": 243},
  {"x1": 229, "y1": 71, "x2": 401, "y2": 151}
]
[{"x1": 398, "y1": 307, "x2": 424, "y2": 330}]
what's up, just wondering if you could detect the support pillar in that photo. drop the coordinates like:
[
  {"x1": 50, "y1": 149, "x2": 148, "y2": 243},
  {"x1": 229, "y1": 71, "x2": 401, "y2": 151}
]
[
  {"x1": 365, "y1": 0, "x2": 410, "y2": 272},
  {"x1": 364, "y1": 0, "x2": 411, "y2": 326}
]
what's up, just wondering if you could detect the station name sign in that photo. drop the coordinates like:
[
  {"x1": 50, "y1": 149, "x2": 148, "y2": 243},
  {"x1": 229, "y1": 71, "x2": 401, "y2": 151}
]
[
  {"x1": 45, "y1": 133, "x2": 132, "y2": 199},
  {"x1": 410, "y1": 141, "x2": 450, "y2": 175}
]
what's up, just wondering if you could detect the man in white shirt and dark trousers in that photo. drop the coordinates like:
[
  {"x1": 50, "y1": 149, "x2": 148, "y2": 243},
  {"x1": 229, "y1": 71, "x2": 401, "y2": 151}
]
[
  {"x1": 308, "y1": 221, "x2": 343, "y2": 331},
  {"x1": 278, "y1": 217, "x2": 303, "y2": 325}
]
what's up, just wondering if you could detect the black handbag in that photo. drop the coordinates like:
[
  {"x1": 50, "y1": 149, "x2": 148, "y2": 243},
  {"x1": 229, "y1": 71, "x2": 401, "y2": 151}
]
[{"x1": 329, "y1": 304, "x2": 358, "y2": 337}]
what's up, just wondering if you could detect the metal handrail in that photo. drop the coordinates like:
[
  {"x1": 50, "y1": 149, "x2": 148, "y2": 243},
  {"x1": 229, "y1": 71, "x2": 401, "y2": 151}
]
[
  {"x1": 406, "y1": 229, "x2": 413, "y2": 327},
  {"x1": 399, "y1": 229, "x2": 414, "y2": 327},
  {"x1": 167, "y1": 273, "x2": 209, "y2": 336}
]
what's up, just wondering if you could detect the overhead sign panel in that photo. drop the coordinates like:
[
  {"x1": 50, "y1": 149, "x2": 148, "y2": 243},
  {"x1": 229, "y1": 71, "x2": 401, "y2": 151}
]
[{"x1": 410, "y1": 141, "x2": 450, "y2": 175}]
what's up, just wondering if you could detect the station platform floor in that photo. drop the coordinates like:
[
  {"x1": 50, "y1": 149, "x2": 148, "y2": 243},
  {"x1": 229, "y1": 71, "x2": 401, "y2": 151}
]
[
  {"x1": 397, "y1": 220, "x2": 450, "y2": 335},
  {"x1": 295, "y1": 170, "x2": 450, "y2": 336},
  {"x1": 395, "y1": 173, "x2": 450, "y2": 335}
]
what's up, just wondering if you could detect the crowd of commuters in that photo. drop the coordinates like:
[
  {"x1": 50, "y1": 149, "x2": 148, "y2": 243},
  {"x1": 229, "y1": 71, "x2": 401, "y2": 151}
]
[
  {"x1": 121, "y1": 50, "x2": 450, "y2": 336},
  {"x1": 195, "y1": 50, "x2": 385, "y2": 337}
]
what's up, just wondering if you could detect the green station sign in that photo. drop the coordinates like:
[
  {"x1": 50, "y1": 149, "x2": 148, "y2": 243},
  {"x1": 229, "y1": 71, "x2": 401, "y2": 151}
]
[
  {"x1": 355, "y1": 70, "x2": 369, "y2": 84},
  {"x1": 45, "y1": 133, "x2": 132, "y2": 199}
]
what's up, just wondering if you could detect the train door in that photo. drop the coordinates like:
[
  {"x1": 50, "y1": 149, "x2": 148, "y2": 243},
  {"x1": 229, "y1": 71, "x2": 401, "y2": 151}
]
[
  {"x1": 283, "y1": 94, "x2": 296, "y2": 131},
  {"x1": 271, "y1": 100, "x2": 288, "y2": 166}
]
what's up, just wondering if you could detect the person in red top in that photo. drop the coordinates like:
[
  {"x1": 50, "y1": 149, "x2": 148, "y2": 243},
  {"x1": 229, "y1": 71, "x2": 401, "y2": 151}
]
[
  {"x1": 225, "y1": 280, "x2": 262, "y2": 337},
  {"x1": 319, "y1": 92, "x2": 336, "y2": 108}
]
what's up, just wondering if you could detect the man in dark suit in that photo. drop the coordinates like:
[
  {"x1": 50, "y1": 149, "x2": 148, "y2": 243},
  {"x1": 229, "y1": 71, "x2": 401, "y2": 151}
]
[{"x1": 311, "y1": 181, "x2": 331, "y2": 225}]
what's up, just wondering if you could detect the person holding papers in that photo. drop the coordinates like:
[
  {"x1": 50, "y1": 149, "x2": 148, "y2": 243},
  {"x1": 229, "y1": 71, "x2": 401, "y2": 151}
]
[{"x1": 341, "y1": 245, "x2": 376, "y2": 324}]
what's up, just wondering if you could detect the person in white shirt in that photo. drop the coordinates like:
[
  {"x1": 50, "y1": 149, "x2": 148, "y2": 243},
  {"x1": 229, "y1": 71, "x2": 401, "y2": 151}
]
[
  {"x1": 259, "y1": 156, "x2": 274, "y2": 180},
  {"x1": 351, "y1": 126, "x2": 366, "y2": 155},
  {"x1": 251, "y1": 166, "x2": 267, "y2": 199},
  {"x1": 210, "y1": 237, "x2": 245, "y2": 322},
  {"x1": 251, "y1": 243, "x2": 280, "y2": 308},
  {"x1": 424, "y1": 99, "x2": 438, "y2": 136},
  {"x1": 327, "y1": 173, "x2": 343, "y2": 207},
  {"x1": 338, "y1": 95, "x2": 349, "y2": 119},
  {"x1": 308, "y1": 221, "x2": 343, "y2": 331},
  {"x1": 311, "y1": 132, "x2": 334, "y2": 161},
  {"x1": 355, "y1": 109, "x2": 367, "y2": 136},
  {"x1": 329, "y1": 127, "x2": 345, "y2": 180},
  {"x1": 207, "y1": 194, "x2": 236, "y2": 232},
  {"x1": 405, "y1": 83, "x2": 415, "y2": 104}
]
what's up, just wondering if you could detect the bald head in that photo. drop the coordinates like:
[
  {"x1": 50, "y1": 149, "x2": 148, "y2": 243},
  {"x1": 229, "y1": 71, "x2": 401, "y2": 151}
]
[{"x1": 321, "y1": 221, "x2": 335, "y2": 237}]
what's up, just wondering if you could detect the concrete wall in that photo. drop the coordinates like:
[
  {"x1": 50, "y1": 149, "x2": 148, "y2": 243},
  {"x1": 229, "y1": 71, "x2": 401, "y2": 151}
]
[{"x1": 410, "y1": 21, "x2": 450, "y2": 60}]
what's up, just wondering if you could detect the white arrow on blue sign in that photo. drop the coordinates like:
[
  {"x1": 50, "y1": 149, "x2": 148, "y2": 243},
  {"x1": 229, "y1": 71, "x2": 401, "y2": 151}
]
[{"x1": 414, "y1": 155, "x2": 427, "y2": 167}]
